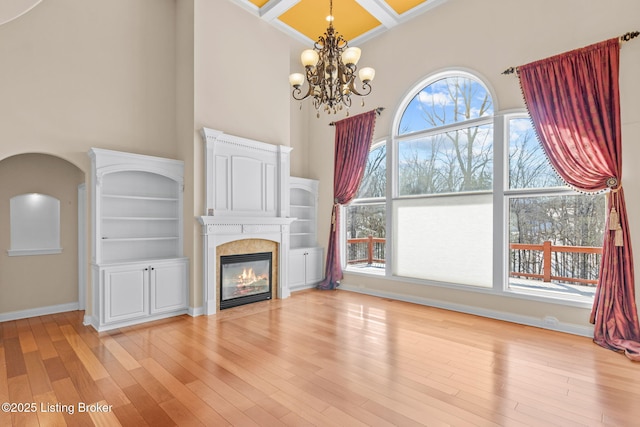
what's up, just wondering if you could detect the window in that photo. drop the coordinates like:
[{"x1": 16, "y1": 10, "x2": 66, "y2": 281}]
[
  {"x1": 505, "y1": 116, "x2": 604, "y2": 302},
  {"x1": 345, "y1": 142, "x2": 386, "y2": 273},
  {"x1": 345, "y1": 69, "x2": 604, "y2": 306},
  {"x1": 8, "y1": 193, "x2": 62, "y2": 256},
  {"x1": 393, "y1": 72, "x2": 493, "y2": 287}
]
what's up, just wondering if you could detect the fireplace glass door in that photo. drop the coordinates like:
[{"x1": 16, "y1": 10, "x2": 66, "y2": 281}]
[{"x1": 220, "y1": 252, "x2": 272, "y2": 309}]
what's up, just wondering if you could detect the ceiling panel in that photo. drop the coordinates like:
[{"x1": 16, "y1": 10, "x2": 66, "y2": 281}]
[
  {"x1": 236, "y1": 0, "x2": 449, "y2": 45},
  {"x1": 386, "y1": 0, "x2": 428, "y2": 15},
  {"x1": 279, "y1": 0, "x2": 380, "y2": 43}
]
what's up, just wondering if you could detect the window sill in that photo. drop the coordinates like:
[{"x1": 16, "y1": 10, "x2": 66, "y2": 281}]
[
  {"x1": 7, "y1": 248, "x2": 63, "y2": 257},
  {"x1": 342, "y1": 269, "x2": 594, "y2": 309}
]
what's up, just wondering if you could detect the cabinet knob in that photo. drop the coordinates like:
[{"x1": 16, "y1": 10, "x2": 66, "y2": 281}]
[{"x1": 144, "y1": 268, "x2": 149, "y2": 271}]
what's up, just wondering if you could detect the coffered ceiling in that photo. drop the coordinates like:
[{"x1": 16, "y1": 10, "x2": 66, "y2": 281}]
[{"x1": 230, "y1": 0, "x2": 448, "y2": 45}]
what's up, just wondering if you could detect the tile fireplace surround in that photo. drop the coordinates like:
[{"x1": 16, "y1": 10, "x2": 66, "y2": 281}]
[{"x1": 198, "y1": 128, "x2": 295, "y2": 315}]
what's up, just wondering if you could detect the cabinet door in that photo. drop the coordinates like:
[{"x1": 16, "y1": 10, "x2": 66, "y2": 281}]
[
  {"x1": 288, "y1": 250, "x2": 307, "y2": 289},
  {"x1": 150, "y1": 260, "x2": 188, "y2": 314},
  {"x1": 103, "y1": 265, "x2": 149, "y2": 324},
  {"x1": 306, "y1": 248, "x2": 324, "y2": 285}
]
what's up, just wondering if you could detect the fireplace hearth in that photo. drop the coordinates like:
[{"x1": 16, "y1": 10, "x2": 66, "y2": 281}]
[{"x1": 220, "y1": 252, "x2": 272, "y2": 309}]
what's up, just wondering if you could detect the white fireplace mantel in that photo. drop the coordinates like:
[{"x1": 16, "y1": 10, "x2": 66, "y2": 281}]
[
  {"x1": 198, "y1": 215, "x2": 296, "y2": 315},
  {"x1": 198, "y1": 128, "x2": 295, "y2": 315}
]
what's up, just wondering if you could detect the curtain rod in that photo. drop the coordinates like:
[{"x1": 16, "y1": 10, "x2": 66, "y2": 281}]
[
  {"x1": 329, "y1": 107, "x2": 385, "y2": 126},
  {"x1": 501, "y1": 30, "x2": 639, "y2": 75}
]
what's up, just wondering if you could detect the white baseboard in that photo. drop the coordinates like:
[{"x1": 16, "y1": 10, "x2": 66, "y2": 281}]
[
  {"x1": 83, "y1": 314, "x2": 95, "y2": 327},
  {"x1": 188, "y1": 306, "x2": 204, "y2": 317},
  {"x1": 0, "y1": 302, "x2": 80, "y2": 323},
  {"x1": 339, "y1": 284, "x2": 594, "y2": 337}
]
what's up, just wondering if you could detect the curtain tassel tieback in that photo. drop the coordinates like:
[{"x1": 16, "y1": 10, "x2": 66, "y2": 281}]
[
  {"x1": 607, "y1": 179, "x2": 624, "y2": 246},
  {"x1": 331, "y1": 202, "x2": 339, "y2": 232}
]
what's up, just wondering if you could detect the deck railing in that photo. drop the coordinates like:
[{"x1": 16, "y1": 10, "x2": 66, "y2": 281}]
[
  {"x1": 510, "y1": 241, "x2": 602, "y2": 285},
  {"x1": 347, "y1": 236, "x2": 386, "y2": 265},
  {"x1": 346, "y1": 237, "x2": 602, "y2": 285}
]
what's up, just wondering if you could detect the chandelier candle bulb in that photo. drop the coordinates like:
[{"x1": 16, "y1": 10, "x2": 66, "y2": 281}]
[
  {"x1": 359, "y1": 67, "x2": 375, "y2": 83},
  {"x1": 301, "y1": 49, "x2": 319, "y2": 67},
  {"x1": 289, "y1": 73, "x2": 305, "y2": 88},
  {"x1": 342, "y1": 47, "x2": 361, "y2": 65}
]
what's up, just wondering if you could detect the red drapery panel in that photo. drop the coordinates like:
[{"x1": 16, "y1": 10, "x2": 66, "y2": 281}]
[
  {"x1": 318, "y1": 110, "x2": 377, "y2": 290},
  {"x1": 518, "y1": 38, "x2": 640, "y2": 360}
]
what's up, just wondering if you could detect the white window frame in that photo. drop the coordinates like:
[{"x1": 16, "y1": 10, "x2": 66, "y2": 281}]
[
  {"x1": 502, "y1": 112, "x2": 602, "y2": 305},
  {"x1": 343, "y1": 139, "x2": 388, "y2": 276}
]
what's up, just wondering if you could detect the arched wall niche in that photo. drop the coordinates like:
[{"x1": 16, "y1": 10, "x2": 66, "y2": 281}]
[{"x1": 0, "y1": 152, "x2": 86, "y2": 318}]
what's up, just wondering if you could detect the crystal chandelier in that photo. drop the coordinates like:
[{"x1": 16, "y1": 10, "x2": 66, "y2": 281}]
[{"x1": 288, "y1": 0, "x2": 375, "y2": 116}]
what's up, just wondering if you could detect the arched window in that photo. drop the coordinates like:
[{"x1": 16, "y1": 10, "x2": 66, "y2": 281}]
[
  {"x1": 396, "y1": 72, "x2": 494, "y2": 196},
  {"x1": 393, "y1": 71, "x2": 494, "y2": 287}
]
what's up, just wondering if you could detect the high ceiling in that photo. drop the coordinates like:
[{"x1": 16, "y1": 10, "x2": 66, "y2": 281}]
[
  {"x1": 0, "y1": 0, "x2": 42, "y2": 26},
  {"x1": 230, "y1": 0, "x2": 448, "y2": 45}
]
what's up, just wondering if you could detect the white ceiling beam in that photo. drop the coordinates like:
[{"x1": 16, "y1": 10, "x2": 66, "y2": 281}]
[
  {"x1": 355, "y1": 0, "x2": 399, "y2": 29},
  {"x1": 259, "y1": 0, "x2": 301, "y2": 22}
]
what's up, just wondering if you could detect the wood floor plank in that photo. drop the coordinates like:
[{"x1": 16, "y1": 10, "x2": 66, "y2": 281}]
[
  {"x1": 28, "y1": 316, "x2": 59, "y2": 359},
  {"x1": 101, "y1": 334, "x2": 142, "y2": 371},
  {"x1": 0, "y1": 346, "x2": 11, "y2": 427},
  {"x1": 17, "y1": 319, "x2": 38, "y2": 354},
  {"x1": 128, "y1": 366, "x2": 174, "y2": 404},
  {"x1": 121, "y1": 383, "x2": 176, "y2": 426},
  {"x1": 7, "y1": 374, "x2": 38, "y2": 426},
  {"x1": 94, "y1": 376, "x2": 131, "y2": 408},
  {"x1": 50, "y1": 377, "x2": 94, "y2": 426},
  {"x1": 43, "y1": 355, "x2": 70, "y2": 383},
  {"x1": 3, "y1": 290, "x2": 640, "y2": 426},
  {"x1": 187, "y1": 379, "x2": 262, "y2": 427},
  {"x1": 60, "y1": 324, "x2": 110, "y2": 381},
  {"x1": 243, "y1": 404, "x2": 289, "y2": 427},
  {"x1": 159, "y1": 398, "x2": 207, "y2": 427},
  {"x1": 53, "y1": 338, "x2": 105, "y2": 405},
  {"x1": 139, "y1": 358, "x2": 230, "y2": 426},
  {"x1": 23, "y1": 350, "x2": 53, "y2": 396},
  {"x1": 87, "y1": 399, "x2": 123, "y2": 427},
  {"x1": 33, "y1": 390, "x2": 69, "y2": 427},
  {"x1": 2, "y1": 320, "x2": 18, "y2": 339},
  {"x1": 3, "y1": 337, "x2": 27, "y2": 378},
  {"x1": 112, "y1": 402, "x2": 151, "y2": 427}
]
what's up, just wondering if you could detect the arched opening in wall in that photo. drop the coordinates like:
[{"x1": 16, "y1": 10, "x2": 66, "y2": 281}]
[{"x1": 0, "y1": 153, "x2": 85, "y2": 320}]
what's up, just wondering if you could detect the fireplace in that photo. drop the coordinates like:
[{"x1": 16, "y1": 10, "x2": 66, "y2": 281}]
[
  {"x1": 198, "y1": 128, "x2": 295, "y2": 315},
  {"x1": 220, "y1": 252, "x2": 272, "y2": 309}
]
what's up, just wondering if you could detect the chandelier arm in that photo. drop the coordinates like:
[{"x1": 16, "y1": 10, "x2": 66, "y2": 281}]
[{"x1": 346, "y1": 80, "x2": 372, "y2": 97}]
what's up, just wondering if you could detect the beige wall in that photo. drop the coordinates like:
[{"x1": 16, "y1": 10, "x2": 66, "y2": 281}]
[
  {"x1": 2, "y1": 0, "x2": 638, "y2": 331},
  {"x1": 305, "y1": 0, "x2": 640, "y2": 331},
  {"x1": 0, "y1": 154, "x2": 84, "y2": 313},
  {"x1": 182, "y1": 0, "x2": 296, "y2": 309},
  {"x1": 0, "y1": 0, "x2": 177, "y2": 316}
]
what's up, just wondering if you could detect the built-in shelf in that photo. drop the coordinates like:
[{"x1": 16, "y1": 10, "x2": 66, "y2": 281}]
[
  {"x1": 288, "y1": 177, "x2": 323, "y2": 290},
  {"x1": 88, "y1": 148, "x2": 188, "y2": 332}
]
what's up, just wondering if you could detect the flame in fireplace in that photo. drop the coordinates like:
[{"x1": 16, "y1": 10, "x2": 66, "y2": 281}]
[{"x1": 237, "y1": 268, "x2": 267, "y2": 286}]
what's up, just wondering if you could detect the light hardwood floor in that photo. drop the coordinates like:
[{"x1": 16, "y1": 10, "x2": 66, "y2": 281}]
[{"x1": 1, "y1": 289, "x2": 640, "y2": 426}]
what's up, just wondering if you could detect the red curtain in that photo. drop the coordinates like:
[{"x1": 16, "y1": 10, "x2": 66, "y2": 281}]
[
  {"x1": 318, "y1": 110, "x2": 377, "y2": 290},
  {"x1": 518, "y1": 38, "x2": 640, "y2": 360}
]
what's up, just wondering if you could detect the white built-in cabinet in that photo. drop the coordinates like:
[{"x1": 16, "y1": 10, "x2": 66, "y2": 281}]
[
  {"x1": 289, "y1": 177, "x2": 324, "y2": 290},
  {"x1": 88, "y1": 148, "x2": 188, "y2": 331}
]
